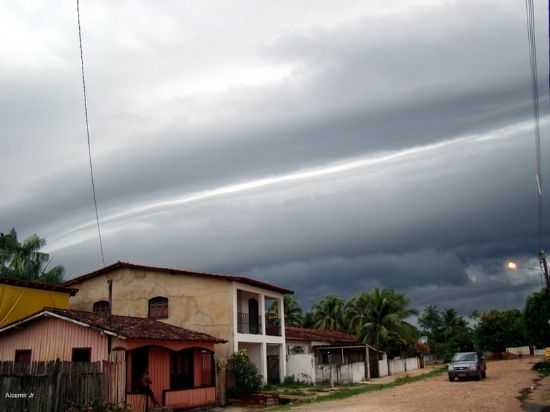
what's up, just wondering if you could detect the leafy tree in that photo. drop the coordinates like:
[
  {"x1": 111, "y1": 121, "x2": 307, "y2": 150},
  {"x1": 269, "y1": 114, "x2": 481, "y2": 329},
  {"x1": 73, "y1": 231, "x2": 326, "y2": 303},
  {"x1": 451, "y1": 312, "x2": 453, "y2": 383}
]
[
  {"x1": 0, "y1": 228, "x2": 64, "y2": 283},
  {"x1": 359, "y1": 288, "x2": 417, "y2": 351},
  {"x1": 524, "y1": 289, "x2": 550, "y2": 347},
  {"x1": 227, "y1": 350, "x2": 262, "y2": 397},
  {"x1": 283, "y1": 294, "x2": 304, "y2": 326},
  {"x1": 310, "y1": 295, "x2": 345, "y2": 330},
  {"x1": 474, "y1": 309, "x2": 525, "y2": 353},
  {"x1": 302, "y1": 312, "x2": 315, "y2": 328},
  {"x1": 418, "y1": 306, "x2": 473, "y2": 361},
  {"x1": 345, "y1": 292, "x2": 371, "y2": 337}
]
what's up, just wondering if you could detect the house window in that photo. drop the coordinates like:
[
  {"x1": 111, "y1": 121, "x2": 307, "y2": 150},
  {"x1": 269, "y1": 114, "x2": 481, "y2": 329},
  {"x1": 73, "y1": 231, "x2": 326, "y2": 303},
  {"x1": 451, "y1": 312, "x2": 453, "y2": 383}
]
[
  {"x1": 93, "y1": 300, "x2": 111, "y2": 316},
  {"x1": 72, "y1": 348, "x2": 91, "y2": 362},
  {"x1": 148, "y1": 296, "x2": 168, "y2": 319},
  {"x1": 14, "y1": 349, "x2": 31, "y2": 364},
  {"x1": 291, "y1": 345, "x2": 305, "y2": 354},
  {"x1": 170, "y1": 349, "x2": 194, "y2": 389}
]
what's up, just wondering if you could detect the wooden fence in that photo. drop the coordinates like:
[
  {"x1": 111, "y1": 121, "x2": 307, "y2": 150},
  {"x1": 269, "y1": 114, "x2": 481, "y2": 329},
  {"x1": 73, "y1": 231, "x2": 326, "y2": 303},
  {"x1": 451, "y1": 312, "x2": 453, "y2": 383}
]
[{"x1": 0, "y1": 360, "x2": 125, "y2": 412}]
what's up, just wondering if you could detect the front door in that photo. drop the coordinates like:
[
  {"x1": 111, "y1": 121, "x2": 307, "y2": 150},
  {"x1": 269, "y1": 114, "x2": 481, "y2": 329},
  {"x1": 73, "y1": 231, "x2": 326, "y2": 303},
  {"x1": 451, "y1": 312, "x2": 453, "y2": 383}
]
[
  {"x1": 267, "y1": 355, "x2": 280, "y2": 384},
  {"x1": 131, "y1": 347, "x2": 149, "y2": 392}
]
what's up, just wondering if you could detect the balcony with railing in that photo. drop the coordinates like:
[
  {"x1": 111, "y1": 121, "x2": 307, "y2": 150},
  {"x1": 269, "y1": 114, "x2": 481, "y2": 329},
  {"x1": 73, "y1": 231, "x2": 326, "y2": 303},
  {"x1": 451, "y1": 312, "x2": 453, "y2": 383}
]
[
  {"x1": 236, "y1": 289, "x2": 283, "y2": 338},
  {"x1": 237, "y1": 311, "x2": 262, "y2": 334},
  {"x1": 265, "y1": 317, "x2": 281, "y2": 336}
]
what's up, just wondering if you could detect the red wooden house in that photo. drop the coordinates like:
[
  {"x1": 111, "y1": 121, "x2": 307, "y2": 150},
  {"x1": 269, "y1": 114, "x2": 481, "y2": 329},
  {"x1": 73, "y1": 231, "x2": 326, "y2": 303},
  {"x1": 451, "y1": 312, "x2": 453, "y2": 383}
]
[{"x1": 0, "y1": 307, "x2": 226, "y2": 411}]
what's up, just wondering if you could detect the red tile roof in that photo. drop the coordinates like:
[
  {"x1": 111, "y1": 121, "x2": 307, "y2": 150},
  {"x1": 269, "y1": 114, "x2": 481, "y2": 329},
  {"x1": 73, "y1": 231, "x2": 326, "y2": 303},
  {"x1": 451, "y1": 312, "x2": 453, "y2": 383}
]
[
  {"x1": 0, "y1": 308, "x2": 226, "y2": 343},
  {"x1": 285, "y1": 326, "x2": 358, "y2": 344},
  {"x1": 0, "y1": 277, "x2": 78, "y2": 296},
  {"x1": 64, "y1": 261, "x2": 293, "y2": 295}
]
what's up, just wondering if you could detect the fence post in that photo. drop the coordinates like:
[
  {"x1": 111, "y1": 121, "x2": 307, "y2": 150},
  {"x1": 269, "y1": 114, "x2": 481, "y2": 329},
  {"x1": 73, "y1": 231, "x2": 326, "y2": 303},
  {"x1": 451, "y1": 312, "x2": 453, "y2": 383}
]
[
  {"x1": 53, "y1": 361, "x2": 63, "y2": 412},
  {"x1": 46, "y1": 359, "x2": 61, "y2": 412}
]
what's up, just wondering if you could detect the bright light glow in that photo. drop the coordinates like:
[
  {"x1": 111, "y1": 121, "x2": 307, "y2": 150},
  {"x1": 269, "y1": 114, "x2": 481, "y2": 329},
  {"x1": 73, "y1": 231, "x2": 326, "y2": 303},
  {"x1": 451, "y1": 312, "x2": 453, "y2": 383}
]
[{"x1": 506, "y1": 261, "x2": 518, "y2": 271}]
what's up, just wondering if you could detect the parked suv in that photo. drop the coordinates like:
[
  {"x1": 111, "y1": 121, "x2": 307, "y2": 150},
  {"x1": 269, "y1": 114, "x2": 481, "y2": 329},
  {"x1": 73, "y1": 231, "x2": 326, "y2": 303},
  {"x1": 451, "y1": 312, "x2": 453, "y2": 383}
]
[{"x1": 448, "y1": 352, "x2": 486, "y2": 381}]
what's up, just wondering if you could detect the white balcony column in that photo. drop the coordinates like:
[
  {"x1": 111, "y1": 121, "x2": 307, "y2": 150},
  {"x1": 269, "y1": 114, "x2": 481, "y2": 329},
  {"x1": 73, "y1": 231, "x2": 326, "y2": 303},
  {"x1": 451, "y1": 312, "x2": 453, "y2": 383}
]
[
  {"x1": 259, "y1": 294, "x2": 266, "y2": 336},
  {"x1": 279, "y1": 296, "x2": 287, "y2": 378},
  {"x1": 233, "y1": 284, "x2": 239, "y2": 351},
  {"x1": 261, "y1": 342, "x2": 268, "y2": 384}
]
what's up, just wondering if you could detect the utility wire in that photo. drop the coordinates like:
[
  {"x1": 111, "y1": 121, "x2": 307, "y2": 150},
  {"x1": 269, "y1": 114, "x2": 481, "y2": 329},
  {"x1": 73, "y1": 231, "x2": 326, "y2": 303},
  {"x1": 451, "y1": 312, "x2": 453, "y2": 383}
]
[
  {"x1": 76, "y1": 0, "x2": 105, "y2": 266},
  {"x1": 525, "y1": 0, "x2": 544, "y2": 250}
]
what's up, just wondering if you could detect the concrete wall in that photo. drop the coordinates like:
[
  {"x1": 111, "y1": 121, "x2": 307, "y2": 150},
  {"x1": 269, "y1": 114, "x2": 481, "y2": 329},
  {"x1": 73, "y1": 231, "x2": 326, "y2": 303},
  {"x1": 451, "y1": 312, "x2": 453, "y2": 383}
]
[
  {"x1": 378, "y1": 353, "x2": 389, "y2": 377},
  {"x1": 405, "y1": 357, "x2": 419, "y2": 371},
  {"x1": 68, "y1": 268, "x2": 235, "y2": 362},
  {"x1": 380, "y1": 357, "x2": 420, "y2": 376},
  {"x1": 238, "y1": 342, "x2": 262, "y2": 375},
  {"x1": 315, "y1": 362, "x2": 365, "y2": 384},
  {"x1": 287, "y1": 353, "x2": 315, "y2": 384}
]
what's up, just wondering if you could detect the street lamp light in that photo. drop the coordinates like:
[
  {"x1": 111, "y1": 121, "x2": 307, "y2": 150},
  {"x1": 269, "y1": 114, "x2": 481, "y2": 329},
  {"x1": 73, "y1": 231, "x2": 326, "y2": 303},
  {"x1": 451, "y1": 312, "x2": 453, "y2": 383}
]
[{"x1": 506, "y1": 261, "x2": 518, "y2": 271}]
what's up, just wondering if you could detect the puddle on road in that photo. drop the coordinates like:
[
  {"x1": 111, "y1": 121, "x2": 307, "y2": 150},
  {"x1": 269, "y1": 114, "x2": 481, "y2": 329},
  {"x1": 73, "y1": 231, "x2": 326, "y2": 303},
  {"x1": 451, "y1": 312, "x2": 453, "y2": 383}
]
[
  {"x1": 519, "y1": 376, "x2": 550, "y2": 412},
  {"x1": 522, "y1": 404, "x2": 550, "y2": 412}
]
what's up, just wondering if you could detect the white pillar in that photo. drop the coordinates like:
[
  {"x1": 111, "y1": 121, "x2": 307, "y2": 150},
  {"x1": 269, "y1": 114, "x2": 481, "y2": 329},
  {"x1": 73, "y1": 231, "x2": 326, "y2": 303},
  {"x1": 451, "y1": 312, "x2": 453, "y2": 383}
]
[
  {"x1": 365, "y1": 346, "x2": 371, "y2": 380},
  {"x1": 261, "y1": 342, "x2": 268, "y2": 384},
  {"x1": 233, "y1": 284, "x2": 239, "y2": 352},
  {"x1": 279, "y1": 296, "x2": 287, "y2": 379}
]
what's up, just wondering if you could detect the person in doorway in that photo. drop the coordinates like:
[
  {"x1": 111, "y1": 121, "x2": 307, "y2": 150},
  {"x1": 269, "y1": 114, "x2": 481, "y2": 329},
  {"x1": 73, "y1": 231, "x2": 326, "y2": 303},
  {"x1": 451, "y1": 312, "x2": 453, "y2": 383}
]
[{"x1": 141, "y1": 370, "x2": 160, "y2": 407}]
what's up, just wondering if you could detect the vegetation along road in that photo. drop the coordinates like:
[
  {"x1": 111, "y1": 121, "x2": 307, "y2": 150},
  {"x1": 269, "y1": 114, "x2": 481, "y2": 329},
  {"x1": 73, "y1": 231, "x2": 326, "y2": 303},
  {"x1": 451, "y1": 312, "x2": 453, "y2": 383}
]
[{"x1": 285, "y1": 358, "x2": 541, "y2": 412}]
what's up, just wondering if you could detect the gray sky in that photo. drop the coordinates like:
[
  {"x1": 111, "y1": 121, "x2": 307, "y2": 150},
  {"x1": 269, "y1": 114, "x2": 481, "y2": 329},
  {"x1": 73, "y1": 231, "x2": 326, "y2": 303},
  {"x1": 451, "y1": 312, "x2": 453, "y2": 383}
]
[{"x1": 2, "y1": 0, "x2": 549, "y2": 313}]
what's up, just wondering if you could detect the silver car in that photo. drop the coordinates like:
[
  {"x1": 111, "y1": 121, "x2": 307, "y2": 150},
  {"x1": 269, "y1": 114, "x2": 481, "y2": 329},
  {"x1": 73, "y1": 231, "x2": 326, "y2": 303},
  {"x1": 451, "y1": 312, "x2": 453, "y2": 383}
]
[{"x1": 448, "y1": 352, "x2": 487, "y2": 381}]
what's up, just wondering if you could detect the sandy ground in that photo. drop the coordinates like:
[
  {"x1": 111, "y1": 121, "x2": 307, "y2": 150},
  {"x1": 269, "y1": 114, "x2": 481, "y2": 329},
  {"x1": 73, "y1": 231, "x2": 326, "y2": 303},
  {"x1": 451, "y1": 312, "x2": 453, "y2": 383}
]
[{"x1": 284, "y1": 358, "x2": 541, "y2": 412}]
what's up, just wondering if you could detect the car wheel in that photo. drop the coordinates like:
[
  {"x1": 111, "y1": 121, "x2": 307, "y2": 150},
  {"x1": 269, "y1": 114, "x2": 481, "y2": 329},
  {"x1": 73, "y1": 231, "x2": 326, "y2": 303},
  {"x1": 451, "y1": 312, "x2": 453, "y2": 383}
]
[
  {"x1": 475, "y1": 371, "x2": 481, "y2": 381},
  {"x1": 481, "y1": 370, "x2": 486, "y2": 379},
  {"x1": 448, "y1": 375, "x2": 454, "y2": 382}
]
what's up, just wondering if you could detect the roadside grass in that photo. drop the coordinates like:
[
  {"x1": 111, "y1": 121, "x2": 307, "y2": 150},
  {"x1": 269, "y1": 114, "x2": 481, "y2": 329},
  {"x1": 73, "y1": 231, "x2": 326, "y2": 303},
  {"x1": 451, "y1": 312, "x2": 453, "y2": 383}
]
[
  {"x1": 266, "y1": 367, "x2": 447, "y2": 411},
  {"x1": 533, "y1": 362, "x2": 550, "y2": 376}
]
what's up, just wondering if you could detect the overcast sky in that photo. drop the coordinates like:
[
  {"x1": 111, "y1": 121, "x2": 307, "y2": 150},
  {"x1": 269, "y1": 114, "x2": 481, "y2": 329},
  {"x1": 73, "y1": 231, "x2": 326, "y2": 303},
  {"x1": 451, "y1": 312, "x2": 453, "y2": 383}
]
[{"x1": 2, "y1": 0, "x2": 550, "y2": 314}]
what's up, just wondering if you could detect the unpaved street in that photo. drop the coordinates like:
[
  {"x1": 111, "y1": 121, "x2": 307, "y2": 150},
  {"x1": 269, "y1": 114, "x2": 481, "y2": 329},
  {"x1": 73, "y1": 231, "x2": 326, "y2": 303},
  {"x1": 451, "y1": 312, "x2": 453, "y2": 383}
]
[{"x1": 290, "y1": 358, "x2": 540, "y2": 412}]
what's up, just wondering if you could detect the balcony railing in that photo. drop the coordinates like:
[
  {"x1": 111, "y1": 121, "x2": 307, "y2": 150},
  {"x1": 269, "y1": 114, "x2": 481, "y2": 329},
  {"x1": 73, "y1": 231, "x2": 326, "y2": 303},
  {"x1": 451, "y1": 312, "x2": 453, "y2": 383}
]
[
  {"x1": 237, "y1": 312, "x2": 262, "y2": 334},
  {"x1": 265, "y1": 318, "x2": 281, "y2": 336}
]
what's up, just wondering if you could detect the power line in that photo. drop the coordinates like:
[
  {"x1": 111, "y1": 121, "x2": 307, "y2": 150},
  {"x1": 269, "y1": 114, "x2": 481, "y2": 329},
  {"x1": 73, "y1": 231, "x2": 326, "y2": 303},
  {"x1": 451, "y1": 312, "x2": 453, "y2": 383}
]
[
  {"x1": 76, "y1": 0, "x2": 105, "y2": 266},
  {"x1": 524, "y1": 0, "x2": 549, "y2": 290}
]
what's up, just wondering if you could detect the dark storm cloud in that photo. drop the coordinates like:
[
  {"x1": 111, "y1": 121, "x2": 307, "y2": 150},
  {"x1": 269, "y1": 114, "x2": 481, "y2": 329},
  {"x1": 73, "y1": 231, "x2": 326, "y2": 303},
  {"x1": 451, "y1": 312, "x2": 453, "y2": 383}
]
[{"x1": 2, "y1": 0, "x2": 549, "y2": 315}]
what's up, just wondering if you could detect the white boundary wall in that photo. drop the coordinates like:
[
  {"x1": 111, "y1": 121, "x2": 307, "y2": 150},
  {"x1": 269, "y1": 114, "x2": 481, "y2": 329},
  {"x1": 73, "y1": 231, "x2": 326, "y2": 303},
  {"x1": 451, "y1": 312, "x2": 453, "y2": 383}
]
[{"x1": 287, "y1": 353, "x2": 315, "y2": 384}]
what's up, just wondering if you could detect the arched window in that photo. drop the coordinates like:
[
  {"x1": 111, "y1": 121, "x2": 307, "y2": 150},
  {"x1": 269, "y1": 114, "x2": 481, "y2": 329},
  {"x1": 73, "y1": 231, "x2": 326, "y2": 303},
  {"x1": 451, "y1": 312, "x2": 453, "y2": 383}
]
[
  {"x1": 93, "y1": 300, "x2": 111, "y2": 316},
  {"x1": 149, "y1": 296, "x2": 168, "y2": 319}
]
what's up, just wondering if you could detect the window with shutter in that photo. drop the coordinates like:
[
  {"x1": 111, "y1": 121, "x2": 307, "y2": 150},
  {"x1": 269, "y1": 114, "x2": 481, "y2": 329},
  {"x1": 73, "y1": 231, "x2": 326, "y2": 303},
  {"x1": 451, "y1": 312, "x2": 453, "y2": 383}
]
[{"x1": 148, "y1": 296, "x2": 168, "y2": 319}]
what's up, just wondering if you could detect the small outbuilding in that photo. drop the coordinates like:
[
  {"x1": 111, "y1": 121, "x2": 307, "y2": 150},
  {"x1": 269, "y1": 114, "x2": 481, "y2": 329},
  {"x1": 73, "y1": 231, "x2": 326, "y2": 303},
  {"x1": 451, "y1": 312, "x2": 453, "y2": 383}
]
[
  {"x1": 286, "y1": 326, "x2": 385, "y2": 384},
  {"x1": 0, "y1": 307, "x2": 226, "y2": 411}
]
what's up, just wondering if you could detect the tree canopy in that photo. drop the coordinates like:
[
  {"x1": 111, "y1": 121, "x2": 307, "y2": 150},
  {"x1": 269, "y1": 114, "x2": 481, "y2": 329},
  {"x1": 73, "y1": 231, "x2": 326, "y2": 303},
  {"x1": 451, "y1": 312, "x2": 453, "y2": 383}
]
[
  {"x1": 524, "y1": 289, "x2": 550, "y2": 347},
  {"x1": 0, "y1": 228, "x2": 64, "y2": 283},
  {"x1": 475, "y1": 309, "x2": 525, "y2": 353}
]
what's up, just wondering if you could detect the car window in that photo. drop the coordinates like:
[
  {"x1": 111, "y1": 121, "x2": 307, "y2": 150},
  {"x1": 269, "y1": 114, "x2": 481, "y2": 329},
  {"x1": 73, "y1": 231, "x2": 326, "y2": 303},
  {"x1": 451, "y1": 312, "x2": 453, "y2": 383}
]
[{"x1": 452, "y1": 353, "x2": 477, "y2": 362}]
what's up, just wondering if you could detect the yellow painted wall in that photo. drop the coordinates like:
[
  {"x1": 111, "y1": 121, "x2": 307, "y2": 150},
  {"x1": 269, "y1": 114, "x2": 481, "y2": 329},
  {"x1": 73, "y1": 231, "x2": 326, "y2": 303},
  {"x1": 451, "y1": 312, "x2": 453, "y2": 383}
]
[
  {"x1": 0, "y1": 284, "x2": 70, "y2": 327},
  {"x1": 68, "y1": 268, "x2": 235, "y2": 361}
]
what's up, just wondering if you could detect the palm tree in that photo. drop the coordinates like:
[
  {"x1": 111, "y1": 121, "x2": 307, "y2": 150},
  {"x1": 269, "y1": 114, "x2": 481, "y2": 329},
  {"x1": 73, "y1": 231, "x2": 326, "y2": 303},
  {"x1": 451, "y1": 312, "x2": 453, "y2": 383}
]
[
  {"x1": 361, "y1": 288, "x2": 417, "y2": 349},
  {"x1": 345, "y1": 293, "x2": 371, "y2": 337},
  {"x1": 0, "y1": 228, "x2": 64, "y2": 283},
  {"x1": 283, "y1": 294, "x2": 304, "y2": 326},
  {"x1": 311, "y1": 295, "x2": 345, "y2": 330}
]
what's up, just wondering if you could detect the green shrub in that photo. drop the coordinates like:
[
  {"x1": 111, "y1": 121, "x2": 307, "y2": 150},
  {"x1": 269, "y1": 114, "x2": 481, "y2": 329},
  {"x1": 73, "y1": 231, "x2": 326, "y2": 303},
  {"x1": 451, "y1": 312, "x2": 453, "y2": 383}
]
[
  {"x1": 534, "y1": 362, "x2": 550, "y2": 376},
  {"x1": 227, "y1": 350, "x2": 262, "y2": 398}
]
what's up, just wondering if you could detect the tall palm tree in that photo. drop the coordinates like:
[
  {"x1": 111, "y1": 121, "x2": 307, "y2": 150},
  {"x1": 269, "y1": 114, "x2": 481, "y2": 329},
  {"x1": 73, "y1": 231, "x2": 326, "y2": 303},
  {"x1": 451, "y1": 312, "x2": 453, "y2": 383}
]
[
  {"x1": 361, "y1": 288, "x2": 417, "y2": 348},
  {"x1": 283, "y1": 294, "x2": 304, "y2": 327},
  {"x1": 345, "y1": 293, "x2": 371, "y2": 337},
  {"x1": 0, "y1": 228, "x2": 64, "y2": 283},
  {"x1": 311, "y1": 295, "x2": 345, "y2": 330}
]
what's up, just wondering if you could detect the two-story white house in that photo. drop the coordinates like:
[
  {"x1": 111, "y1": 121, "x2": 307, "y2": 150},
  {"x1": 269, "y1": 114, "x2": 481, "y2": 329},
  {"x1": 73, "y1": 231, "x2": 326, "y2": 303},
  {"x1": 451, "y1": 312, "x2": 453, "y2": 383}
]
[{"x1": 64, "y1": 261, "x2": 291, "y2": 385}]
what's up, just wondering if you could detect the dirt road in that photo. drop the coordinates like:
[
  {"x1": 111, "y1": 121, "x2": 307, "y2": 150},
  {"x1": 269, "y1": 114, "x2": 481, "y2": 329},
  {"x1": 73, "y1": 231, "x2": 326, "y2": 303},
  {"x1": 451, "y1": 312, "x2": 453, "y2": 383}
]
[{"x1": 290, "y1": 358, "x2": 540, "y2": 412}]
